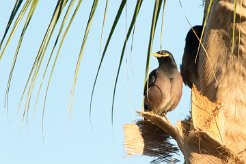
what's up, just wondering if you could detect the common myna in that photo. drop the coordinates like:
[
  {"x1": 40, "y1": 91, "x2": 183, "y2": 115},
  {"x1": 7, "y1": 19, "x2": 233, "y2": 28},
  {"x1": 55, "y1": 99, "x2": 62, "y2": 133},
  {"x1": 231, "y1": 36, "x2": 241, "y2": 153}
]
[
  {"x1": 144, "y1": 50, "x2": 183, "y2": 116},
  {"x1": 181, "y1": 25, "x2": 203, "y2": 88}
]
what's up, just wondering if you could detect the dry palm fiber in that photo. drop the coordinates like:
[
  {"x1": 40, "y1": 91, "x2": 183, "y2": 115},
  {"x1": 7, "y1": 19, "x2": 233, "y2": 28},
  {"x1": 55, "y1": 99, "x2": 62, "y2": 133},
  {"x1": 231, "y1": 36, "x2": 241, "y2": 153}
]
[{"x1": 124, "y1": 120, "x2": 179, "y2": 163}]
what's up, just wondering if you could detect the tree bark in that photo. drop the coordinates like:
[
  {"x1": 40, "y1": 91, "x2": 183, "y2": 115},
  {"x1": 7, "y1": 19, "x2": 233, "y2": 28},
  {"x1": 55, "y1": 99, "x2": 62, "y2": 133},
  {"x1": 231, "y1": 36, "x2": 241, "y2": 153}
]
[
  {"x1": 125, "y1": 0, "x2": 246, "y2": 163},
  {"x1": 180, "y1": 0, "x2": 246, "y2": 162}
]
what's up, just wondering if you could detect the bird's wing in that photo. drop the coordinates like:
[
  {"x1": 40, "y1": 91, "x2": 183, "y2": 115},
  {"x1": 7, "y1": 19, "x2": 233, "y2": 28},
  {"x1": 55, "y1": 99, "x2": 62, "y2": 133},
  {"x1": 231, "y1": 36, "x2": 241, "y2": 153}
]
[
  {"x1": 144, "y1": 72, "x2": 173, "y2": 114},
  {"x1": 144, "y1": 69, "x2": 157, "y2": 95},
  {"x1": 169, "y1": 72, "x2": 183, "y2": 111}
]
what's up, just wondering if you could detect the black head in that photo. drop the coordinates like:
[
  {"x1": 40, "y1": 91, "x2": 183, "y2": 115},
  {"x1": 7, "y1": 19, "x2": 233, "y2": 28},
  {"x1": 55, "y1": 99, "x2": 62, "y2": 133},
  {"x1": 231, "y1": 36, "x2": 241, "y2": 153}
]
[
  {"x1": 180, "y1": 25, "x2": 203, "y2": 88},
  {"x1": 152, "y1": 50, "x2": 176, "y2": 67},
  {"x1": 185, "y1": 25, "x2": 203, "y2": 53}
]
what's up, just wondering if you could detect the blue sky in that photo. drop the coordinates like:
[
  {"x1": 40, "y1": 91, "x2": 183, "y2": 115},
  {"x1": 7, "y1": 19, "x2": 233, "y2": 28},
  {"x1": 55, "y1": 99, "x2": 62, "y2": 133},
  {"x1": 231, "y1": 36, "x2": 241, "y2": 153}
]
[{"x1": 0, "y1": 1, "x2": 203, "y2": 164}]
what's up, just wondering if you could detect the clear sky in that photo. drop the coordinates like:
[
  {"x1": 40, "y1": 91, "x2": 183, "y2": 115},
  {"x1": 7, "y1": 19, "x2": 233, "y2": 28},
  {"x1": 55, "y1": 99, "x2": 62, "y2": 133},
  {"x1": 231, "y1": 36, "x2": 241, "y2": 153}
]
[{"x1": 0, "y1": 1, "x2": 203, "y2": 164}]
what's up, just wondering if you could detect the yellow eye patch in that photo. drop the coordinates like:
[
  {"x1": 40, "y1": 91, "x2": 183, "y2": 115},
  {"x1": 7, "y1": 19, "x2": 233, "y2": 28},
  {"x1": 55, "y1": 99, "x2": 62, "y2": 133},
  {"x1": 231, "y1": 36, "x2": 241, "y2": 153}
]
[{"x1": 151, "y1": 52, "x2": 170, "y2": 57}]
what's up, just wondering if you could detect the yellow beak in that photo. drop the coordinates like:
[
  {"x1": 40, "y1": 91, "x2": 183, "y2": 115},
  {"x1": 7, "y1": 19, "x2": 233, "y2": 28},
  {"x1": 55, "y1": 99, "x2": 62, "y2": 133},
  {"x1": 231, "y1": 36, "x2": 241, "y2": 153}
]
[{"x1": 151, "y1": 52, "x2": 170, "y2": 57}]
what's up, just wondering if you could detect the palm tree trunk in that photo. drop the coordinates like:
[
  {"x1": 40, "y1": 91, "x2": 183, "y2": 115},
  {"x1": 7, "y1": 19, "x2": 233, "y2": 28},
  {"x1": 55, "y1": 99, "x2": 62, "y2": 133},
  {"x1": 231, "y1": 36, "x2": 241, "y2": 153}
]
[
  {"x1": 125, "y1": 0, "x2": 246, "y2": 163},
  {"x1": 182, "y1": 0, "x2": 246, "y2": 162}
]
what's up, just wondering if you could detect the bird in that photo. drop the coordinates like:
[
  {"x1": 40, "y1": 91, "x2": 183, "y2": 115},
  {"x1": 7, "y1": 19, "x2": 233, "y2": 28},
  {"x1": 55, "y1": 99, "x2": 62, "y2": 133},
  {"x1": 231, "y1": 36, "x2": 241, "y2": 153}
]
[
  {"x1": 181, "y1": 25, "x2": 203, "y2": 88},
  {"x1": 144, "y1": 50, "x2": 183, "y2": 117}
]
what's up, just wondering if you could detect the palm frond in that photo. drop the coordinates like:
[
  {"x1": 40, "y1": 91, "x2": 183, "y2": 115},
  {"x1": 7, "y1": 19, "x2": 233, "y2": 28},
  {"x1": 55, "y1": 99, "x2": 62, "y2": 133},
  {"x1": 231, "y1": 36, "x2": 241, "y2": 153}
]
[
  {"x1": 89, "y1": 0, "x2": 127, "y2": 121},
  {"x1": 5, "y1": 0, "x2": 39, "y2": 111},
  {"x1": 68, "y1": 0, "x2": 99, "y2": 115},
  {"x1": 98, "y1": 0, "x2": 109, "y2": 56},
  {"x1": 0, "y1": 0, "x2": 23, "y2": 50},
  {"x1": 18, "y1": 0, "x2": 68, "y2": 117},
  {"x1": 40, "y1": 0, "x2": 83, "y2": 132},
  {"x1": 0, "y1": 0, "x2": 32, "y2": 60},
  {"x1": 160, "y1": 0, "x2": 166, "y2": 49},
  {"x1": 34, "y1": 0, "x2": 76, "y2": 113},
  {"x1": 111, "y1": 0, "x2": 143, "y2": 125}
]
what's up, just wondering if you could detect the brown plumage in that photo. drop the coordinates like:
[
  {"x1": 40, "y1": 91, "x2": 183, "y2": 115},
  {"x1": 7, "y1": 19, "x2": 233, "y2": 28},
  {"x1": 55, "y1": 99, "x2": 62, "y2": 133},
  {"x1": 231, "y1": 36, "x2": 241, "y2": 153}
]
[{"x1": 144, "y1": 50, "x2": 183, "y2": 116}]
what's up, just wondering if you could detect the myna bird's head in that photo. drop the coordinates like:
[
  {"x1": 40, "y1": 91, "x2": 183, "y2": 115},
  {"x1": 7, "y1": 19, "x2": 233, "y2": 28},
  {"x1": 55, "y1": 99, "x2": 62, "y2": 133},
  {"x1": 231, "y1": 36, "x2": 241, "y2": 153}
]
[
  {"x1": 180, "y1": 25, "x2": 203, "y2": 88},
  {"x1": 151, "y1": 50, "x2": 176, "y2": 67},
  {"x1": 185, "y1": 25, "x2": 203, "y2": 53}
]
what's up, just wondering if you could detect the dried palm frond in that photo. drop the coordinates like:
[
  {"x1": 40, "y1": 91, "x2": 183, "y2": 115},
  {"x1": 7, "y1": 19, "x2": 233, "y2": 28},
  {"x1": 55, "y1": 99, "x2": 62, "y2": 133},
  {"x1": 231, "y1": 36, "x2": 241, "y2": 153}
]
[{"x1": 124, "y1": 120, "x2": 180, "y2": 164}]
